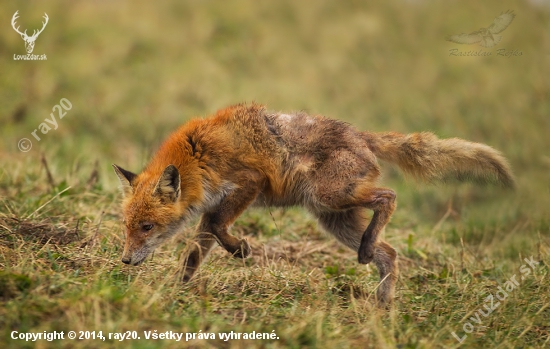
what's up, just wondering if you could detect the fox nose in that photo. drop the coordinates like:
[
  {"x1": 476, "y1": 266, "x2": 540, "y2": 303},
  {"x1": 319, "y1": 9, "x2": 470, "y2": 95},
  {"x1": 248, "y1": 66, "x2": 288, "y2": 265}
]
[{"x1": 121, "y1": 257, "x2": 131, "y2": 265}]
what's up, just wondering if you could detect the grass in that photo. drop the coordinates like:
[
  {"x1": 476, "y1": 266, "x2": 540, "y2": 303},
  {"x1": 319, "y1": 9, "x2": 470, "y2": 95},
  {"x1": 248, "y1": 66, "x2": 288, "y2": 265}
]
[{"x1": 1, "y1": 0, "x2": 550, "y2": 348}]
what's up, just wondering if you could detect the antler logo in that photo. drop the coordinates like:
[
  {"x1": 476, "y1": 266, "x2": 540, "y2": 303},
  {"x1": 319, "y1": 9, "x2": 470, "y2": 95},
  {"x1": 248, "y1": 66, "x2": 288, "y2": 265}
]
[{"x1": 11, "y1": 10, "x2": 49, "y2": 54}]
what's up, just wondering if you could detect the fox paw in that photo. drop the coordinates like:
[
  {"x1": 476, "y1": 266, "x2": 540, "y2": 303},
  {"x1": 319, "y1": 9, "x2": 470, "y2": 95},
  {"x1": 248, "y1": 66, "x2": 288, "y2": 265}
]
[
  {"x1": 232, "y1": 239, "x2": 251, "y2": 259},
  {"x1": 358, "y1": 246, "x2": 375, "y2": 264},
  {"x1": 182, "y1": 270, "x2": 193, "y2": 283}
]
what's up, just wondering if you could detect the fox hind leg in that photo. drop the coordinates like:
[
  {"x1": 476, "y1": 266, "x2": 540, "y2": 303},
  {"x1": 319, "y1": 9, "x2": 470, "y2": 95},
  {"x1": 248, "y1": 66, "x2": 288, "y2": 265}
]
[
  {"x1": 315, "y1": 181, "x2": 396, "y2": 265},
  {"x1": 309, "y1": 147, "x2": 395, "y2": 263},
  {"x1": 316, "y1": 208, "x2": 366, "y2": 251},
  {"x1": 315, "y1": 209, "x2": 398, "y2": 304},
  {"x1": 372, "y1": 240, "x2": 398, "y2": 304},
  {"x1": 355, "y1": 187, "x2": 396, "y2": 264}
]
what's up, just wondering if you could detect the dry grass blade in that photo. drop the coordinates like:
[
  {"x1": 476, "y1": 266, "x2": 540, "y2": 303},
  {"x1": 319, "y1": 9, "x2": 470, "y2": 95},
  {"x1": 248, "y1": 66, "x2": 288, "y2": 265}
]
[{"x1": 26, "y1": 186, "x2": 71, "y2": 219}]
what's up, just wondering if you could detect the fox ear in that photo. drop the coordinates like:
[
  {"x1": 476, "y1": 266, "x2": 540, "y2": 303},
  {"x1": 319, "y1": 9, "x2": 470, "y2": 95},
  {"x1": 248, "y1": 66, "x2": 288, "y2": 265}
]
[
  {"x1": 154, "y1": 164, "x2": 180, "y2": 203},
  {"x1": 112, "y1": 164, "x2": 137, "y2": 196}
]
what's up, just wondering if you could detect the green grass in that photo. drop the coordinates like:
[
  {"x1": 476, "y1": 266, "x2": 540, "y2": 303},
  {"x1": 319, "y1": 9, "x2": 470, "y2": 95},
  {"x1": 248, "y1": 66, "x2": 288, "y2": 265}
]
[{"x1": 1, "y1": 0, "x2": 549, "y2": 348}]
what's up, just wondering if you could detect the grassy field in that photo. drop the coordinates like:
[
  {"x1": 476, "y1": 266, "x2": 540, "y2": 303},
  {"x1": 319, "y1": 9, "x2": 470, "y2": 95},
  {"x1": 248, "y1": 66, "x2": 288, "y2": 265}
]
[{"x1": 1, "y1": 0, "x2": 549, "y2": 348}]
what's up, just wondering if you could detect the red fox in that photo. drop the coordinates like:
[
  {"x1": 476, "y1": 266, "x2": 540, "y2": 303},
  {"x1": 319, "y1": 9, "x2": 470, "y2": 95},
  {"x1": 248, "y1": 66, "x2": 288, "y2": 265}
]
[{"x1": 113, "y1": 103, "x2": 514, "y2": 304}]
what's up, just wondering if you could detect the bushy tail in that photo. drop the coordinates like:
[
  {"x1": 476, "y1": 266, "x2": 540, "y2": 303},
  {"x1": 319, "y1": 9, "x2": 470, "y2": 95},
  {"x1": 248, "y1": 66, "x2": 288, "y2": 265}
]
[{"x1": 364, "y1": 131, "x2": 515, "y2": 188}]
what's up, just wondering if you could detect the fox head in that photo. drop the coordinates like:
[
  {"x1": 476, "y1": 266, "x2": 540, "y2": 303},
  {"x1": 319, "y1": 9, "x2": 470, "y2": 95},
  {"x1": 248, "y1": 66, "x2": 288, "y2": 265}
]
[{"x1": 112, "y1": 164, "x2": 185, "y2": 266}]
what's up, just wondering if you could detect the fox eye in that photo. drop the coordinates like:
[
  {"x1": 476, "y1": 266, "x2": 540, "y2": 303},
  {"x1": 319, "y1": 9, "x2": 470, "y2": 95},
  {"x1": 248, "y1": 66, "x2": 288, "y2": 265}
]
[{"x1": 141, "y1": 223, "x2": 154, "y2": 231}]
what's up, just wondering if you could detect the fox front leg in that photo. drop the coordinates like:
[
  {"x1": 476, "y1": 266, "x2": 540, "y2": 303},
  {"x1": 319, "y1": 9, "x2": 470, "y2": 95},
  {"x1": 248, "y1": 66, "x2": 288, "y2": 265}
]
[
  {"x1": 182, "y1": 210, "x2": 252, "y2": 283},
  {"x1": 181, "y1": 184, "x2": 259, "y2": 281},
  {"x1": 203, "y1": 171, "x2": 265, "y2": 258},
  {"x1": 181, "y1": 231, "x2": 217, "y2": 282},
  {"x1": 202, "y1": 209, "x2": 252, "y2": 259}
]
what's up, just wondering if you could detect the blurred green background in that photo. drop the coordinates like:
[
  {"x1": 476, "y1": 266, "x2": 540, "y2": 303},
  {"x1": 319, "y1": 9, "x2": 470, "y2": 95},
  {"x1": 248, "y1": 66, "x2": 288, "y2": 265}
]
[
  {"x1": 2, "y1": 0, "x2": 549, "y2": 221},
  {"x1": 0, "y1": 0, "x2": 550, "y2": 343}
]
